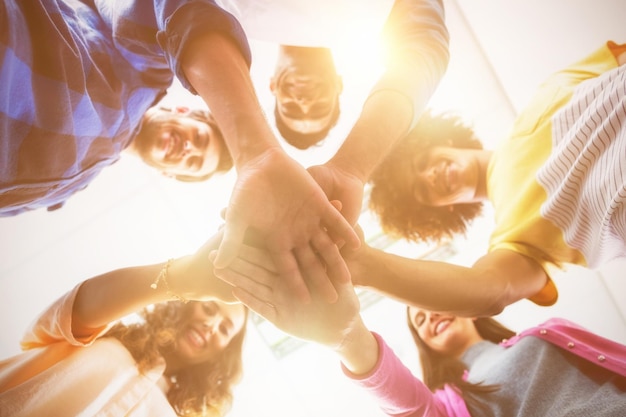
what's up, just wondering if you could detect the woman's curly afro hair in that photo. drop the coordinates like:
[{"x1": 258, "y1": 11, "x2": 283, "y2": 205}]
[{"x1": 369, "y1": 110, "x2": 484, "y2": 243}]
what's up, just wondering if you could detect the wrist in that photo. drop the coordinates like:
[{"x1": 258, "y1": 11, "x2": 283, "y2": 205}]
[
  {"x1": 335, "y1": 319, "x2": 379, "y2": 375},
  {"x1": 346, "y1": 244, "x2": 372, "y2": 287},
  {"x1": 151, "y1": 258, "x2": 190, "y2": 303},
  {"x1": 327, "y1": 153, "x2": 368, "y2": 184},
  {"x1": 234, "y1": 143, "x2": 285, "y2": 173}
]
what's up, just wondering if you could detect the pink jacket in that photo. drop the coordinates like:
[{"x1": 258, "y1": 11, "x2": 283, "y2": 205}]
[{"x1": 344, "y1": 318, "x2": 626, "y2": 417}]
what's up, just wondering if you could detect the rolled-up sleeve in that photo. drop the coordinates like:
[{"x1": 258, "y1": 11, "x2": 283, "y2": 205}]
[
  {"x1": 20, "y1": 283, "x2": 111, "y2": 350},
  {"x1": 156, "y1": 0, "x2": 252, "y2": 93}
]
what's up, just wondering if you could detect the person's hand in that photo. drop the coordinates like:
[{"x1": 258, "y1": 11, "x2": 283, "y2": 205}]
[
  {"x1": 216, "y1": 243, "x2": 363, "y2": 350},
  {"x1": 167, "y1": 231, "x2": 239, "y2": 303},
  {"x1": 307, "y1": 162, "x2": 365, "y2": 229},
  {"x1": 213, "y1": 147, "x2": 360, "y2": 303}
]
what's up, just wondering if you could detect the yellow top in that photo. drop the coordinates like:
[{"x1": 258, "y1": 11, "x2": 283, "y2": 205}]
[{"x1": 487, "y1": 42, "x2": 620, "y2": 306}]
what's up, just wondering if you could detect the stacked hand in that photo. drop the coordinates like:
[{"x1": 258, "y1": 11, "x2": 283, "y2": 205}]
[
  {"x1": 214, "y1": 243, "x2": 362, "y2": 351},
  {"x1": 213, "y1": 147, "x2": 361, "y2": 303}
]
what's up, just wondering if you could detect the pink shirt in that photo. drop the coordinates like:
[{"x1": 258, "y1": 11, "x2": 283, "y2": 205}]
[
  {"x1": 0, "y1": 284, "x2": 175, "y2": 417},
  {"x1": 345, "y1": 318, "x2": 626, "y2": 417}
]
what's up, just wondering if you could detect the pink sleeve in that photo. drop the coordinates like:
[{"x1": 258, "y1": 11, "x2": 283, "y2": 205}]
[
  {"x1": 20, "y1": 283, "x2": 112, "y2": 350},
  {"x1": 342, "y1": 332, "x2": 469, "y2": 417}
]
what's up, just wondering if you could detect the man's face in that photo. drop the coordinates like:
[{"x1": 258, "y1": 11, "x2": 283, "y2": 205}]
[
  {"x1": 133, "y1": 108, "x2": 223, "y2": 179},
  {"x1": 271, "y1": 62, "x2": 342, "y2": 135}
]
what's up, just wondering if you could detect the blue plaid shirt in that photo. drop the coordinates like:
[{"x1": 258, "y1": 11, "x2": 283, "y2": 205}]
[{"x1": 0, "y1": 0, "x2": 250, "y2": 215}]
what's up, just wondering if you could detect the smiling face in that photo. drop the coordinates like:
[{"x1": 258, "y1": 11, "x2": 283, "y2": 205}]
[
  {"x1": 132, "y1": 108, "x2": 224, "y2": 179},
  {"x1": 408, "y1": 307, "x2": 483, "y2": 358},
  {"x1": 410, "y1": 146, "x2": 483, "y2": 207},
  {"x1": 271, "y1": 46, "x2": 342, "y2": 137},
  {"x1": 172, "y1": 301, "x2": 246, "y2": 366}
]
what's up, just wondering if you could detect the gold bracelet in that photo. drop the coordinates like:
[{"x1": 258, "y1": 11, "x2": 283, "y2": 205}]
[{"x1": 150, "y1": 259, "x2": 189, "y2": 303}]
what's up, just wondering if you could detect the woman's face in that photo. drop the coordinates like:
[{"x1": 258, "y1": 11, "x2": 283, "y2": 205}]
[
  {"x1": 174, "y1": 301, "x2": 246, "y2": 365},
  {"x1": 408, "y1": 307, "x2": 482, "y2": 357},
  {"x1": 409, "y1": 146, "x2": 481, "y2": 207}
]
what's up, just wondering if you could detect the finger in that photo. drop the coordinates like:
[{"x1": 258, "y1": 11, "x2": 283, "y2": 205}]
[
  {"x1": 329, "y1": 199, "x2": 343, "y2": 212},
  {"x1": 213, "y1": 264, "x2": 274, "y2": 301},
  {"x1": 270, "y1": 250, "x2": 311, "y2": 303},
  {"x1": 232, "y1": 286, "x2": 277, "y2": 323},
  {"x1": 213, "y1": 218, "x2": 248, "y2": 269},
  {"x1": 224, "y1": 255, "x2": 276, "y2": 287},
  {"x1": 238, "y1": 244, "x2": 277, "y2": 273},
  {"x1": 311, "y1": 230, "x2": 351, "y2": 284},
  {"x1": 293, "y1": 244, "x2": 338, "y2": 303},
  {"x1": 321, "y1": 204, "x2": 360, "y2": 250}
]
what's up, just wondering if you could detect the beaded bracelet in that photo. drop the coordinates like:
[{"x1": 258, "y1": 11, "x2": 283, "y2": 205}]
[{"x1": 150, "y1": 259, "x2": 189, "y2": 303}]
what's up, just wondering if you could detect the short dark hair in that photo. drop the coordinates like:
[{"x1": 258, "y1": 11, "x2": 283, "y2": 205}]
[
  {"x1": 274, "y1": 99, "x2": 341, "y2": 150},
  {"x1": 134, "y1": 107, "x2": 234, "y2": 182},
  {"x1": 369, "y1": 110, "x2": 484, "y2": 243}
]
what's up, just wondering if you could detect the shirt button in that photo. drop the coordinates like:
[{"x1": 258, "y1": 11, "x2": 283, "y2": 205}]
[
  {"x1": 598, "y1": 355, "x2": 606, "y2": 362},
  {"x1": 539, "y1": 329, "x2": 547, "y2": 335},
  {"x1": 567, "y1": 342, "x2": 575, "y2": 348}
]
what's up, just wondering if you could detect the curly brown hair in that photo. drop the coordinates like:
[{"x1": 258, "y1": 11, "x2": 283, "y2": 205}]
[
  {"x1": 368, "y1": 110, "x2": 484, "y2": 243},
  {"x1": 105, "y1": 301, "x2": 248, "y2": 416}
]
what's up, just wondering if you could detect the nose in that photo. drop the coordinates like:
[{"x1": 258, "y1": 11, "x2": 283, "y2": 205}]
[
  {"x1": 294, "y1": 95, "x2": 316, "y2": 113},
  {"x1": 201, "y1": 318, "x2": 218, "y2": 336},
  {"x1": 419, "y1": 166, "x2": 437, "y2": 187},
  {"x1": 181, "y1": 138, "x2": 201, "y2": 157},
  {"x1": 426, "y1": 311, "x2": 441, "y2": 322}
]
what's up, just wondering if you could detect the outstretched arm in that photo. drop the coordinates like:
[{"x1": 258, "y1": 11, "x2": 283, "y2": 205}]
[
  {"x1": 346, "y1": 234, "x2": 549, "y2": 317},
  {"x1": 70, "y1": 232, "x2": 237, "y2": 339},
  {"x1": 20, "y1": 232, "x2": 240, "y2": 349},
  {"x1": 180, "y1": 30, "x2": 359, "y2": 303},
  {"x1": 309, "y1": 0, "x2": 450, "y2": 226},
  {"x1": 216, "y1": 244, "x2": 454, "y2": 417},
  {"x1": 216, "y1": 244, "x2": 379, "y2": 375}
]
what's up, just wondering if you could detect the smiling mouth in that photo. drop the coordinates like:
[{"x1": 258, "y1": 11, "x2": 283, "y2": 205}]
[
  {"x1": 435, "y1": 318, "x2": 452, "y2": 336},
  {"x1": 187, "y1": 327, "x2": 206, "y2": 348}
]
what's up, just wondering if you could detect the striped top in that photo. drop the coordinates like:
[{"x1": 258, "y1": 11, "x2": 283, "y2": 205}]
[
  {"x1": 538, "y1": 63, "x2": 626, "y2": 267},
  {"x1": 487, "y1": 43, "x2": 622, "y2": 305}
]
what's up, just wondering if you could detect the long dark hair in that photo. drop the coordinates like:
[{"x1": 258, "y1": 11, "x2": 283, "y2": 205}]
[
  {"x1": 105, "y1": 301, "x2": 248, "y2": 416},
  {"x1": 406, "y1": 309, "x2": 515, "y2": 413}
]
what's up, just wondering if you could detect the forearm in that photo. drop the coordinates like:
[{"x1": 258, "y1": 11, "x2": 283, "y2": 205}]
[
  {"x1": 350, "y1": 246, "x2": 544, "y2": 317},
  {"x1": 329, "y1": 90, "x2": 414, "y2": 182},
  {"x1": 72, "y1": 234, "x2": 233, "y2": 337},
  {"x1": 181, "y1": 32, "x2": 281, "y2": 168},
  {"x1": 329, "y1": 0, "x2": 449, "y2": 182},
  {"x1": 71, "y1": 263, "x2": 174, "y2": 337}
]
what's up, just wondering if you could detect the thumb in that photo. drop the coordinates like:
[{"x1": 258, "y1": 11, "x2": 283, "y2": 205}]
[{"x1": 213, "y1": 218, "x2": 248, "y2": 269}]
